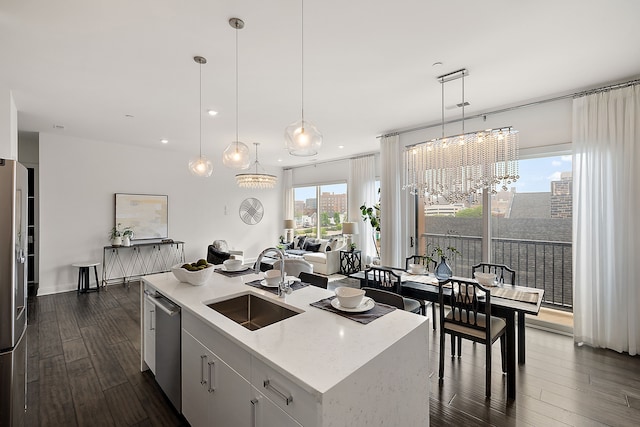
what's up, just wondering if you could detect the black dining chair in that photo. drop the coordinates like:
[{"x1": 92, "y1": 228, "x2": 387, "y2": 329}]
[
  {"x1": 362, "y1": 287, "x2": 405, "y2": 310},
  {"x1": 471, "y1": 263, "x2": 516, "y2": 285},
  {"x1": 363, "y1": 266, "x2": 423, "y2": 315},
  {"x1": 438, "y1": 277, "x2": 507, "y2": 398},
  {"x1": 298, "y1": 272, "x2": 328, "y2": 289},
  {"x1": 405, "y1": 255, "x2": 437, "y2": 329}
]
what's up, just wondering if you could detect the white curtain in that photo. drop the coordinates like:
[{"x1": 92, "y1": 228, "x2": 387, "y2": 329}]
[
  {"x1": 573, "y1": 84, "x2": 640, "y2": 355},
  {"x1": 283, "y1": 169, "x2": 294, "y2": 235},
  {"x1": 380, "y1": 134, "x2": 402, "y2": 267},
  {"x1": 348, "y1": 155, "x2": 376, "y2": 261}
]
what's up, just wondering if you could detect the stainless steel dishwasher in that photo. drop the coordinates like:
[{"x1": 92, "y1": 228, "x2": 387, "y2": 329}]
[{"x1": 146, "y1": 292, "x2": 181, "y2": 412}]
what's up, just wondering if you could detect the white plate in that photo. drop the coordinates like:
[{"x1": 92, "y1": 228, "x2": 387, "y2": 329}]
[
  {"x1": 331, "y1": 297, "x2": 375, "y2": 313},
  {"x1": 221, "y1": 265, "x2": 249, "y2": 272}
]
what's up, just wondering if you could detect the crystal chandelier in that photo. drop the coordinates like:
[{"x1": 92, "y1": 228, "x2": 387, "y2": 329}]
[
  {"x1": 284, "y1": 0, "x2": 322, "y2": 156},
  {"x1": 236, "y1": 143, "x2": 277, "y2": 189},
  {"x1": 188, "y1": 56, "x2": 213, "y2": 177},
  {"x1": 402, "y1": 69, "x2": 519, "y2": 203},
  {"x1": 222, "y1": 18, "x2": 251, "y2": 170}
]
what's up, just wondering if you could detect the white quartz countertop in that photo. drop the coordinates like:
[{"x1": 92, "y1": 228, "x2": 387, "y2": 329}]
[{"x1": 142, "y1": 270, "x2": 428, "y2": 397}]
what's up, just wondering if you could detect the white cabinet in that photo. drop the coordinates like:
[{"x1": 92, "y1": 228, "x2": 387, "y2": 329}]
[
  {"x1": 142, "y1": 294, "x2": 156, "y2": 374},
  {"x1": 250, "y1": 388, "x2": 302, "y2": 427},
  {"x1": 182, "y1": 329, "x2": 251, "y2": 427}
]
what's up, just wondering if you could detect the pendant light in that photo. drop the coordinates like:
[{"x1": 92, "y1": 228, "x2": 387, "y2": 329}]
[
  {"x1": 188, "y1": 55, "x2": 213, "y2": 177},
  {"x1": 222, "y1": 18, "x2": 251, "y2": 169},
  {"x1": 236, "y1": 143, "x2": 278, "y2": 189},
  {"x1": 285, "y1": 0, "x2": 322, "y2": 156}
]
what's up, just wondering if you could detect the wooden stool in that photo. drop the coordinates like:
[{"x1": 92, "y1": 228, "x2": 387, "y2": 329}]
[{"x1": 72, "y1": 262, "x2": 100, "y2": 293}]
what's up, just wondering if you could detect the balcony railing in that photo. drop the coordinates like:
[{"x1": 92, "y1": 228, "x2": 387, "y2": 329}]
[{"x1": 421, "y1": 233, "x2": 573, "y2": 310}]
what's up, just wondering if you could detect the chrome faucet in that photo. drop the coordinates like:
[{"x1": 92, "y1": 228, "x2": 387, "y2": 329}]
[{"x1": 254, "y1": 247, "x2": 291, "y2": 297}]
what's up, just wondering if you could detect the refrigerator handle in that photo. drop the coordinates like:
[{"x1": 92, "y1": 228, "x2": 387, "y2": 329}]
[{"x1": 17, "y1": 248, "x2": 26, "y2": 264}]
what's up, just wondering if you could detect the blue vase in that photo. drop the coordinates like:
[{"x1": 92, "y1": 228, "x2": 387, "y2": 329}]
[{"x1": 435, "y1": 256, "x2": 452, "y2": 281}]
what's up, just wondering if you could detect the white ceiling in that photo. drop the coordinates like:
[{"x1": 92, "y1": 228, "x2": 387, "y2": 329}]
[{"x1": 2, "y1": 0, "x2": 640, "y2": 168}]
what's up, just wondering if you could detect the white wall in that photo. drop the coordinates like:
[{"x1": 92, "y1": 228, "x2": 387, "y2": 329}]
[
  {"x1": 0, "y1": 90, "x2": 18, "y2": 160},
  {"x1": 39, "y1": 133, "x2": 282, "y2": 295}
]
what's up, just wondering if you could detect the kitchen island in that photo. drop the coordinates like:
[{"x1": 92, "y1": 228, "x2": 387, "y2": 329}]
[{"x1": 141, "y1": 270, "x2": 429, "y2": 426}]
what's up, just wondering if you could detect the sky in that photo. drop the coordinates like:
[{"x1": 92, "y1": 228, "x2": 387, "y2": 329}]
[{"x1": 293, "y1": 155, "x2": 572, "y2": 200}]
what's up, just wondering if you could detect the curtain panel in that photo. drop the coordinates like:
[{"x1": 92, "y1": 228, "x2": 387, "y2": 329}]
[
  {"x1": 573, "y1": 84, "x2": 640, "y2": 355},
  {"x1": 380, "y1": 135, "x2": 402, "y2": 268},
  {"x1": 348, "y1": 155, "x2": 377, "y2": 262}
]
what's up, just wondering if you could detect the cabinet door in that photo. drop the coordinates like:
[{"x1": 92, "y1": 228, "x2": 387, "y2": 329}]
[
  {"x1": 207, "y1": 352, "x2": 252, "y2": 427},
  {"x1": 143, "y1": 297, "x2": 156, "y2": 373},
  {"x1": 250, "y1": 388, "x2": 302, "y2": 427},
  {"x1": 181, "y1": 330, "x2": 210, "y2": 427}
]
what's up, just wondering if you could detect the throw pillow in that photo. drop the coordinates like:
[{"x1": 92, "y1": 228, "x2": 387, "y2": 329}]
[
  {"x1": 325, "y1": 246, "x2": 331, "y2": 252},
  {"x1": 306, "y1": 242, "x2": 321, "y2": 252},
  {"x1": 297, "y1": 235, "x2": 307, "y2": 249}
]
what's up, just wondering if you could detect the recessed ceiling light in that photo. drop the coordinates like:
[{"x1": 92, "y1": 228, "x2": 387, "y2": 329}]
[
  {"x1": 160, "y1": 139, "x2": 169, "y2": 144},
  {"x1": 53, "y1": 124, "x2": 65, "y2": 129},
  {"x1": 432, "y1": 61, "x2": 443, "y2": 67},
  {"x1": 338, "y1": 145, "x2": 344, "y2": 149},
  {"x1": 277, "y1": 158, "x2": 283, "y2": 162},
  {"x1": 125, "y1": 114, "x2": 134, "y2": 118},
  {"x1": 207, "y1": 110, "x2": 218, "y2": 116}
]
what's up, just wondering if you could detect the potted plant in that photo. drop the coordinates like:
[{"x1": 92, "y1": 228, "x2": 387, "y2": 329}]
[
  {"x1": 349, "y1": 242, "x2": 357, "y2": 252},
  {"x1": 122, "y1": 227, "x2": 134, "y2": 247},
  {"x1": 426, "y1": 230, "x2": 461, "y2": 280},
  {"x1": 108, "y1": 223, "x2": 123, "y2": 247}
]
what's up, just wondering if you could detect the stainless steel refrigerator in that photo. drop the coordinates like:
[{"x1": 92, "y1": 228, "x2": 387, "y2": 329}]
[{"x1": 0, "y1": 159, "x2": 27, "y2": 427}]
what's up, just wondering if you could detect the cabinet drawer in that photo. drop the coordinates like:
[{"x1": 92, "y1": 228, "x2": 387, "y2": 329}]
[
  {"x1": 251, "y1": 358, "x2": 319, "y2": 427},
  {"x1": 183, "y1": 311, "x2": 250, "y2": 380}
]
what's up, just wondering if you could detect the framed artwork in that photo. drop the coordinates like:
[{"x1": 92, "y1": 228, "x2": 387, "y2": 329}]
[
  {"x1": 239, "y1": 198, "x2": 264, "y2": 225},
  {"x1": 115, "y1": 193, "x2": 168, "y2": 239}
]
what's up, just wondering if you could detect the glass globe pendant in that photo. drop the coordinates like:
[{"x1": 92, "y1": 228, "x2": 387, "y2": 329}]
[
  {"x1": 285, "y1": 118, "x2": 322, "y2": 156},
  {"x1": 189, "y1": 55, "x2": 213, "y2": 177}
]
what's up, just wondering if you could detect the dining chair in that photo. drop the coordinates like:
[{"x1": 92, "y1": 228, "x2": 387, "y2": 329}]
[
  {"x1": 362, "y1": 287, "x2": 405, "y2": 310},
  {"x1": 298, "y1": 271, "x2": 328, "y2": 289},
  {"x1": 438, "y1": 278, "x2": 506, "y2": 398},
  {"x1": 363, "y1": 266, "x2": 423, "y2": 315},
  {"x1": 405, "y1": 255, "x2": 438, "y2": 329},
  {"x1": 471, "y1": 263, "x2": 516, "y2": 285}
]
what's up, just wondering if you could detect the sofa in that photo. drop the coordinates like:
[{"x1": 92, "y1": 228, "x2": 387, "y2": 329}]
[{"x1": 285, "y1": 236, "x2": 346, "y2": 275}]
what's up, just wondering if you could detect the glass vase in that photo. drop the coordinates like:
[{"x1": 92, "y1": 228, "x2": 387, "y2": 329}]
[{"x1": 434, "y1": 256, "x2": 452, "y2": 281}]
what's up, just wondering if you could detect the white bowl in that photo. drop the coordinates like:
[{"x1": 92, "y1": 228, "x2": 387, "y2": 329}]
[
  {"x1": 409, "y1": 263, "x2": 426, "y2": 274},
  {"x1": 223, "y1": 258, "x2": 243, "y2": 271},
  {"x1": 474, "y1": 272, "x2": 497, "y2": 287},
  {"x1": 335, "y1": 287, "x2": 366, "y2": 308},
  {"x1": 171, "y1": 263, "x2": 214, "y2": 286},
  {"x1": 263, "y1": 270, "x2": 282, "y2": 286}
]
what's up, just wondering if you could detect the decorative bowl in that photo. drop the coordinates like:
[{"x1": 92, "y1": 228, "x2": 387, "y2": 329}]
[
  {"x1": 408, "y1": 263, "x2": 426, "y2": 274},
  {"x1": 335, "y1": 287, "x2": 366, "y2": 308},
  {"x1": 474, "y1": 272, "x2": 497, "y2": 287},
  {"x1": 171, "y1": 263, "x2": 214, "y2": 286},
  {"x1": 223, "y1": 258, "x2": 243, "y2": 271},
  {"x1": 263, "y1": 270, "x2": 282, "y2": 286}
]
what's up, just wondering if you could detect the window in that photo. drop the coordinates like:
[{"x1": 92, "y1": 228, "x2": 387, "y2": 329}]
[{"x1": 294, "y1": 183, "x2": 347, "y2": 239}]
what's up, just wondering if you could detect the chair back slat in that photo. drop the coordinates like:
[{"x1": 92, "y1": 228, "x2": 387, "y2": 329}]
[
  {"x1": 404, "y1": 255, "x2": 437, "y2": 271},
  {"x1": 472, "y1": 263, "x2": 516, "y2": 285},
  {"x1": 364, "y1": 266, "x2": 402, "y2": 294}
]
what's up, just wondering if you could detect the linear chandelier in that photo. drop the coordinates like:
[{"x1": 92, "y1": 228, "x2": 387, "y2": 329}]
[
  {"x1": 402, "y1": 69, "x2": 519, "y2": 203},
  {"x1": 236, "y1": 143, "x2": 278, "y2": 189}
]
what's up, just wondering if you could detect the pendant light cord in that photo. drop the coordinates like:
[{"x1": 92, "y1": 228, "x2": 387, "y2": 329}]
[
  {"x1": 199, "y1": 60, "x2": 203, "y2": 158},
  {"x1": 235, "y1": 21, "x2": 240, "y2": 148},
  {"x1": 440, "y1": 76, "x2": 445, "y2": 138},
  {"x1": 301, "y1": 0, "x2": 305, "y2": 124},
  {"x1": 461, "y1": 71, "x2": 465, "y2": 135}
]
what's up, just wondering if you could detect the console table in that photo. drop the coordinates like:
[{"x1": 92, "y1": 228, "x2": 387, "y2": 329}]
[{"x1": 102, "y1": 241, "x2": 185, "y2": 286}]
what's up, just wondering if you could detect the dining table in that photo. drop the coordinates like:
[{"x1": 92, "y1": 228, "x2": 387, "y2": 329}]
[{"x1": 349, "y1": 268, "x2": 545, "y2": 400}]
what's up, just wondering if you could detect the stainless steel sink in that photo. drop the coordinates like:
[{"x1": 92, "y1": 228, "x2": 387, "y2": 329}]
[{"x1": 207, "y1": 294, "x2": 301, "y2": 331}]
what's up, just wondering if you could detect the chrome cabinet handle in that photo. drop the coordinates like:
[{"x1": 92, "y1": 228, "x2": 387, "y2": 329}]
[
  {"x1": 263, "y1": 379, "x2": 293, "y2": 405},
  {"x1": 200, "y1": 355, "x2": 207, "y2": 385},
  {"x1": 149, "y1": 310, "x2": 154, "y2": 331},
  {"x1": 207, "y1": 361, "x2": 215, "y2": 393},
  {"x1": 250, "y1": 398, "x2": 259, "y2": 427}
]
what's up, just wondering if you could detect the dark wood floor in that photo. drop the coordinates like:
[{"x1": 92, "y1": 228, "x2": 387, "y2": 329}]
[{"x1": 26, "y1": 281, "x2": 640, "y2": 426}]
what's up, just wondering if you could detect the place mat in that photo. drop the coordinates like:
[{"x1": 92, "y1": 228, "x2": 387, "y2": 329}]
[
  {"x1": 215, "y1": 267, "x2": 255, "y2": 277},
  {"x1": 402, "y1": 273, "x2": 438, "y2": 285},
  {"x1": 310, "y1": 296, "x2": 396, "y2": 325},
  {"x1": 245, "y1": 279, "x2": 310, "y2": 295},
  {"x1": 489, "y1": 287, "x2": 540, "y2": 304}
]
